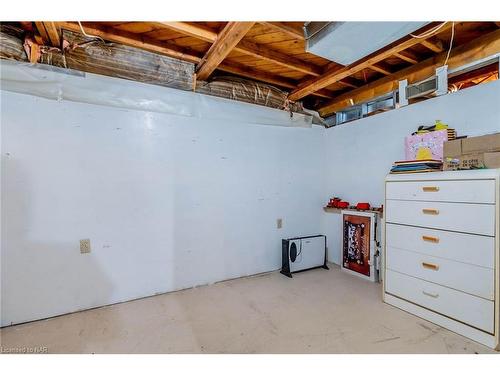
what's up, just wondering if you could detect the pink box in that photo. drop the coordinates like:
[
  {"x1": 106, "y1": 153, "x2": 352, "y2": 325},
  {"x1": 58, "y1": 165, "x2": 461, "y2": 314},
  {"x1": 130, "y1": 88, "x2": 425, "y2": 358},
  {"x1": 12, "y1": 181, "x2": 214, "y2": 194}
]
[{"x1": 404, "y1": 129, "x2": 449, "y2": 161}]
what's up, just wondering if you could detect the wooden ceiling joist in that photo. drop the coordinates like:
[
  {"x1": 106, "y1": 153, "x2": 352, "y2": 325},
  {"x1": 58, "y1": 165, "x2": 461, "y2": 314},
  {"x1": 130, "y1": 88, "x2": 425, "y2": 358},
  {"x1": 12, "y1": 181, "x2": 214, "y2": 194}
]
[
  {"x1": 288, "y1": 22, "x2": 453, "y2": 101},
  {"x1": 57, "y1": 22, "x2": 201, "y2": 63},
  {"x1": 368, "y1": 62, "x2": 394, "y2": 76},
  {"x1": 196, "y1": 22, "x2": 255, "y2": 81},
  {"x1": 155, "y1": 22, "x2": 216, "y2": 42},
  {"x1": 394, "y1": 51, "x2": 419, "y2": 64},
  {"x1": 159, "y1": 22, "x2": 322, "y2": 76},
  {"x1": 217, "y1": 62, "x2": 335, "y2": 99},
  {"x1": 318, "y1": 28, "x2": 500, "y2": 116},
  {"x1": 35, "y1": 21, "x2": 61, "y2": 47},
  {"x1": 237, "y1": 39, "x2": 322, "y2": 75},
  {"x1": 44, "y1": 22, "x2": 61, "y2": 47},
  {"x1": 56, "y1": 22, "x2": 333, "y2": 99},
  {"x1": 159, "y1": 21, "x2": 363, "y2": 90},
  {"x1": 42, "y1": 21, "x2": 496, "y2": 113},
  {"x1": 218, "y1": 61, "x2": 296, "y2": 89},
  {"x1": 420, "y1": 38, "x2": 445, "y2": 53},
  {"x1": 261, "y1": 22, "x2": 304, "y2": 40},
  {"x1": 34, "y1": 22, "x2": 49, "y2": 43},
  {"x1": 337, "y1": 79, "x2": 359, "y2": 89},
  {"x1": 322, "y1": 62, "x2": 363, "y2": 88}
]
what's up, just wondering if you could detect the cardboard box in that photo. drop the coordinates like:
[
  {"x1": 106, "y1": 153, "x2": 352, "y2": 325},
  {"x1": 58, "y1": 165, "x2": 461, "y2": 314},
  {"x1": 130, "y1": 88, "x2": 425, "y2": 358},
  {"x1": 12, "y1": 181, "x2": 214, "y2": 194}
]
[
  {"x1": 462, "y1": 133, "x2": 500, "y2": 154},
  {"x1": 443, "y1": 151, "x2": 500, "y2": 171},
  {"x1": 443, "y1": 139, "x2": 462, "y2": 158},
  {"x1": 481, "y1": 152, "x2": 500, "y2": 168}
]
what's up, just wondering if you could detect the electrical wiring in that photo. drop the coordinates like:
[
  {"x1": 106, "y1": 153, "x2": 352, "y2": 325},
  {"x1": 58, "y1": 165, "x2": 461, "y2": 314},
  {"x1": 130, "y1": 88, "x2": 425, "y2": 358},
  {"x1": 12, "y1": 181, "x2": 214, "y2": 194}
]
[
  {"x1": 410, "y1": 21, "x2": 455, "y2": 68},
  {"x1": 410, "y1": 22, "x2": 448, "y2": 39},
  {"x1": 77, "y1": 21, "x2": 106, "y2": 43},
  {"x1": 443, "y1": 21, "x2": 455, "y2": 67}
]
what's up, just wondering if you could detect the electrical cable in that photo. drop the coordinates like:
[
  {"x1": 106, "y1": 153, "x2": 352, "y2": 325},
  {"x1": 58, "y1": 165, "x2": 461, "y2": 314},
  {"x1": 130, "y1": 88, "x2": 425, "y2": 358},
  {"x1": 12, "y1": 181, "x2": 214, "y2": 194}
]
[
  {"x1": 410, "y1": 22, "x2": 448, "y2": 39},
  {"x1": 443, "y1": 22, "x2": 455, "y2": 67},
  {"x1": 77, "y1": 21, "x2": 106, "y2": 43}
]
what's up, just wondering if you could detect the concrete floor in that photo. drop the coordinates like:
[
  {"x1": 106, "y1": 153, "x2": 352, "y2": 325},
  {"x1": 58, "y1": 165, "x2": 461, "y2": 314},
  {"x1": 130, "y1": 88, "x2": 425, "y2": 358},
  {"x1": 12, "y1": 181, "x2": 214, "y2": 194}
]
[{"x1": 1, "y1": 265, "x2": 497, "y2": 354}]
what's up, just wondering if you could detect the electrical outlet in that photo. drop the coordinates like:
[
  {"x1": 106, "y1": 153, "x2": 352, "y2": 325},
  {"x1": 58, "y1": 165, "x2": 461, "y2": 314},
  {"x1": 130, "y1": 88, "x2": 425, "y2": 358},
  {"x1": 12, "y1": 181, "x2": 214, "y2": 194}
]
[
  {"x1": 277, "y1": 218, "x2": 283, "y2": 229},
  {"x1": 80, "y1": 239, "x2": 91, "y2": 254}
]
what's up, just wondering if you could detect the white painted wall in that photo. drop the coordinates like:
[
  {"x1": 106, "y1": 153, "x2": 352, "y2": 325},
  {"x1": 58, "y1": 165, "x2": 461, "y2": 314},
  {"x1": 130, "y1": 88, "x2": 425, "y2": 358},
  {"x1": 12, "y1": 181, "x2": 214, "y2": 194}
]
[
  {"x1": 322, "y1": 80, "x2": 500, "y2": 264},
  {"x1": 1, "y1": 90, "x2": 326, "y2": 326},
  {"x1": 2, "y1": 70, "x2": 499, "y2": 326}
]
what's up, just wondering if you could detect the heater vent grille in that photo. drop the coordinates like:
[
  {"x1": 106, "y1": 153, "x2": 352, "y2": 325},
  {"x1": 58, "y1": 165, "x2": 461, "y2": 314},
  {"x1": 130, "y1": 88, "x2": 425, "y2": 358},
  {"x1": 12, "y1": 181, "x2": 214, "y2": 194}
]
[
  {"x1": 336, "y1": 106, "x2": 363, "y2": 124},
  {"x1": 331, "y1": 92, "x2": 396, "y2": 126},
  {"x1": 406, "y1": 76, "x2": 438, "y2": 99}
]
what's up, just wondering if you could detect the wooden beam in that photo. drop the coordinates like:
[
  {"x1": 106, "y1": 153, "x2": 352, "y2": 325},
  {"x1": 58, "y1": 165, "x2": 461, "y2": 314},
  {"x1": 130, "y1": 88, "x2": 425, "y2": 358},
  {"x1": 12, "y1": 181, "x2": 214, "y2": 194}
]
[
  {"x1": 159, "y1": 21, "x2": 323, "y2": 76},
  {"x1": 310, "y1": 89, "x2": 336, "y2": 100},
  {"x1": 43, "y1": 22, "x2": 61, "y2": 47},
  {"x1": 57, "y1": 22, "x2": 330, "y2": 96},
  {"x1": 318, "y1": 28, "x2": 500, "y2": 116},
  {"x1": 338, "y1": 79, "x2": 359, "y2": 89},
  {"x1": 368, "y1": 62, "x2": 393, "y2": 75},
  {"x1": 29, "y1": 41, "x2": 40, "y2": 63},
  {"x1": 288, "y1": 22, "x2": 453, "y2": 101},
  {"x1": 322, "y1": 62, "x2": 363, "y2": 88},
  {"x1": 196, "y1": 22, "x2": 254, "y2": 81},
  {"x1": 218, "y1": 61, "x2": 295, "y2": 89},
  {"x1": 156, "y1": 22, "x2": 216, "y2": 42},
  {"x1": 217, "y1": 61, "x2": 334, "y2": 99},
  {"x1": 34, "y1": 22, "x2": 61, "y2": 47},
  {"x1": 57, "y1": 22, "x2": 201, "y2": 63},
  {"x1": 261, "y1": 22, "x2": 304, "y2": 39},
  {"x1": 34, "y1": 22, "x2": 50, "y2": 44},
  {"x1": 237, "y1": 39, "x2": 322, "y2": 76},
  {"x1": 52, "y1": 22, "x2": 331, "y2": 94},
  {"x1": 306, "y1": 88, "x2": 336, "y2": 100},
  {"x1": 420, "y1": 38, "x2": 445, "y2": 53},
  {"x1": 394, "y1": 51, "x2": 419, "y2": 64}
]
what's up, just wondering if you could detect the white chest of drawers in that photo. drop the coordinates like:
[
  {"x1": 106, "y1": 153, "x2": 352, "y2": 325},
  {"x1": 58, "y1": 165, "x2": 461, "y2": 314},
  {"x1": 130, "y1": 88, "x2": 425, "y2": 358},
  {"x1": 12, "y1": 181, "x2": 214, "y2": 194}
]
[{"x1": 383, "y1": 169, "x2": 500, "y2": 350}]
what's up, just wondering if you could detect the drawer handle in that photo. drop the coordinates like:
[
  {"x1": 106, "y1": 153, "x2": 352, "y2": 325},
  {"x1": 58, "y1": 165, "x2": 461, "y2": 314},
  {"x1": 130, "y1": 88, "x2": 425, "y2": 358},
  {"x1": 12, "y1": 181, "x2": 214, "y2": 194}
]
[
  {"x1": 422, "y1": 208, "x2": 439, "y2": 215},
  {"x1": 422, "y1": 235, "x2": 440, "y2": 243},
  {"x1": 422, "y1": 186, "x2": 440, "y2": 192},
  {"x1": 422, "y1": 262, "x2": 439, "y2": 271},
  {"x1": 422, "y1": 290, "x2": 439, "y2": 298}
]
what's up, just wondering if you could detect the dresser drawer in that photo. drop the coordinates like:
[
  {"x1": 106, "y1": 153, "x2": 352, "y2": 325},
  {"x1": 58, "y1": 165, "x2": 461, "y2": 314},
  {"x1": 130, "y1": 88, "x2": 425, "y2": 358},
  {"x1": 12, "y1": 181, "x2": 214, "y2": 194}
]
[
  {"x1": 386, "y1": 247, "x2": 494, "y2": 300},
  {"x1": 386, "y1": 223, "x2": 494, "y2": 268},
  {"x1": 386, "y1": 179, "x2": 495, "y2": 204},
  {"x1": 385, "y1": 270, "x2": 494, "y2": 333},
  {"x1": 385, "y1": 200, "x2": 495, "y2": 236}
]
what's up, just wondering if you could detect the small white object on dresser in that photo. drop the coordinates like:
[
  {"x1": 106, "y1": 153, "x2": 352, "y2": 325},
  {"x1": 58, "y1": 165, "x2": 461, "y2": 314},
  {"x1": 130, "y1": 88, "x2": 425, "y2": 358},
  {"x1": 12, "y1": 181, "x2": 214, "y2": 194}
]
[{"x1": 383, "y1": 169, "x2": 500, "y2": 350}]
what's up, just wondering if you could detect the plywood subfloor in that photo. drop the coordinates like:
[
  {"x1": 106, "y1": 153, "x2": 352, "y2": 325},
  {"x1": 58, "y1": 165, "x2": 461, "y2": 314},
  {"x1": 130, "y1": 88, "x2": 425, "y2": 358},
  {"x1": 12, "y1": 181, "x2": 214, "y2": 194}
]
[{"x1": 0, "y1": 265, "x2": 497, "y2": 354}]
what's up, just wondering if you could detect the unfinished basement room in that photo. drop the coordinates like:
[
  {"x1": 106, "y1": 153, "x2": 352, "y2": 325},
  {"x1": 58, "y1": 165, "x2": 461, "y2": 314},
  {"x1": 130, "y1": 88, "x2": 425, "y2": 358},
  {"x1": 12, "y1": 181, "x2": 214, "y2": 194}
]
[{"x1": 1, "y1": 1, "x2": 500, "y2": 372}]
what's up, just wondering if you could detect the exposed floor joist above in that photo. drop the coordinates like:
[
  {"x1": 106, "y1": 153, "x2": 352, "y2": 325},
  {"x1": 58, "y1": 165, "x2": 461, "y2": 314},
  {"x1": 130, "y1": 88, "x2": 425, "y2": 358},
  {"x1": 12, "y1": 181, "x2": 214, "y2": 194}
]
[
  {"x1": 287, "y1": 22, "x2": 454, "y2": 101},
  {"x1": 11, "y1": 21, "x2": 500, "y2": 114},
  {"x1": 260, "y1": 22, "x2": 304, "y2": 40},
  {"x1": 57, "y1": 22, "x2": 202, "y2": 63},
  {"x1": 318, "y1": 28, "x2": 500, "y2": 116},
  {"x1": 195, "y1": 22, "x2": 255, "y2": 81},
  {"x1": 34, "y1": 21, "x2": 61, "y2": 47},
  {"x1": 159, "y1": 21, "x2": 324, "y2": 76}
]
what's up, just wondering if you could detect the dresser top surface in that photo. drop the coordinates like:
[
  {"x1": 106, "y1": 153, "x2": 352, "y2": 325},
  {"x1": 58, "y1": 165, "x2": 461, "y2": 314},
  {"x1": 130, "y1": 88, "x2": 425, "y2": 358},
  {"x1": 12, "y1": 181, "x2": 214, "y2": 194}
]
[{"x1": 386, "y1": 169, "x2": 500, "y2": 182}]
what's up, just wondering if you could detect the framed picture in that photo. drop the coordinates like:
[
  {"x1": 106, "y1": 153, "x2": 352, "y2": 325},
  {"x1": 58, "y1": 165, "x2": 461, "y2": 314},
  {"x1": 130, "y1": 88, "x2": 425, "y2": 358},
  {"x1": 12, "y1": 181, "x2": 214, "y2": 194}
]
[{"x1": 341, "y1": 210, "x2": 379, "y2": 282}]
